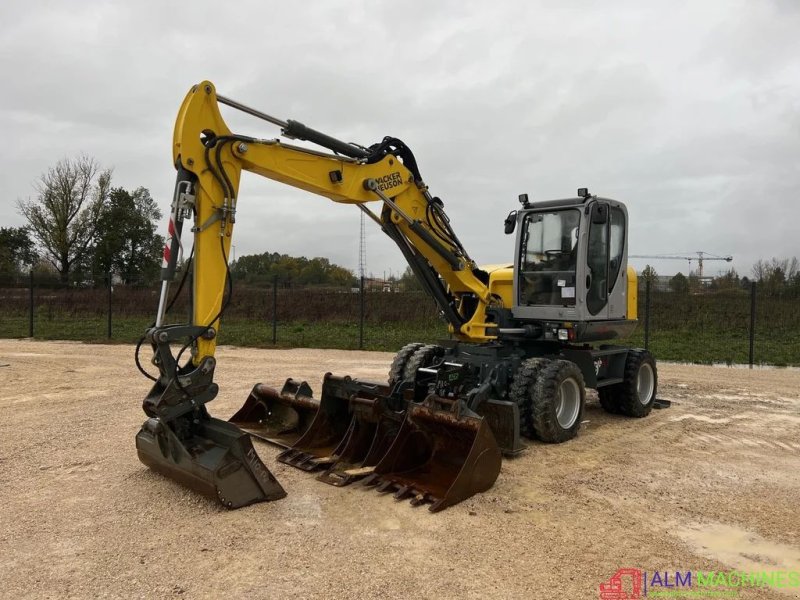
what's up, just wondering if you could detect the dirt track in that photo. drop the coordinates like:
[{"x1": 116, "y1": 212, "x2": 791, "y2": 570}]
[{"x1": 0, "y1": 339, "x2": 799, "y2": 599}]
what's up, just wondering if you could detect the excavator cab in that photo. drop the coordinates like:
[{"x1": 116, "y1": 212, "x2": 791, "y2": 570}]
[{"x1": 511, "y1": 191, "x2": 638, "y2": 341}]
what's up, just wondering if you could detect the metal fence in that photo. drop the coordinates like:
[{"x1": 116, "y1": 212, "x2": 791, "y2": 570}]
[
  {"x1": 637, "y1": 280, "x2": 798, "y2": 367},
  {"x1": 1, "y1": 270, "x2": 798, "y2": 366}
]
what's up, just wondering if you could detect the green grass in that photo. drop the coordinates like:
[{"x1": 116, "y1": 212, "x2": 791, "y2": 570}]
[
  {"x1": 0, "y1": 311, "x2": 444, "y2": 352},
  {"x1": 618, "y1": 328, "x2": 800, "y2": 366},
  {"x1": 2, "y1": 310, "x2": 798, "y2": 365}
]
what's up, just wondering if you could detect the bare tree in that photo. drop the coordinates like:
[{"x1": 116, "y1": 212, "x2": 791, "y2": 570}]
[
  {"x1": 751, "y1": 259, "x2": 768, "y2": 282},
  {"x1": 752, "y1": 257, "x2": 798, "y2": 281},
  {"x1": 775, "y1": 256, "x2": 799, "y2": 280},
  {"x1": 17, "y1": 156, "x2": 112, "y2": 283},
  {"x1": 751, "y1": 256, "x2": 799, "y2": 295}
]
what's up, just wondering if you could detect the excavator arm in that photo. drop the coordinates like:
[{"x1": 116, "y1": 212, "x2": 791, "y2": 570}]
[
  {"x1": 135, "y1": 81, "x2": 502, "y2": 510},
  {"x1": 170, "y1": 81, "x2": 495, "y2": 369}
]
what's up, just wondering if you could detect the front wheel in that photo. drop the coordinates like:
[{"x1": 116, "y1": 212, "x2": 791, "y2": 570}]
[
  {"x1": 388, "y1": 342, "x2": 425, "y2": 386},
  {"x1": 532, "y1": 360, "x2": 586, "y2": 443}
]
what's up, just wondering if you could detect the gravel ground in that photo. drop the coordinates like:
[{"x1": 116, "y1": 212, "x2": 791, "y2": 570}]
[{"x1": 0, "y1": 339, "x2": 799, "y2": 599}]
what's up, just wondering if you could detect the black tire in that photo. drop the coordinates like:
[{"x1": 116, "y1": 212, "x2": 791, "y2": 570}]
[
  {"x1": 402, "y1": 344, "x2": 445, "y2": 382},
  {"x1": 388, "y1": 342, "x2": 425, "y2": 386},
  {"x1": 532, "y1": 360, "x2": 586, "y2": 443},
  {"x1": 598, "y1": 387, "x2": 622, "y2": 414},
  {"x1": 600, "y1": 349, "x2": 657, "y2": 418},
  {"x1": 509, "y1": 358, "x2": 551, "y2": 439}
]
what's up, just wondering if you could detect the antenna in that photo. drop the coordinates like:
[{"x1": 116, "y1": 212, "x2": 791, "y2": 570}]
[{"x1": 358, "y1": 210, "x2": 367, "y2": 280}]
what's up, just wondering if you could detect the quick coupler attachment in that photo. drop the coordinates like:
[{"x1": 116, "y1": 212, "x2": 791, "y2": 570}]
[
  {"x1": 362, "y1": 395, "x2": 501, "y2": 512},
  {"x1": 136, "y1": 414, "x2": 286, "y2": 509},
  {"x1": 228, "y1": 379, "x2": 319, "y2": 449}
]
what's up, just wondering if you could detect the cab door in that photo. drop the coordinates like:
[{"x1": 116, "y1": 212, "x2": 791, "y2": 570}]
[
  {"x1": 585, "y1": 202, "x2": 628, "y2": 320},
  {"x1": 585, "y1": 203, "x2": 609, "y2": 318}
]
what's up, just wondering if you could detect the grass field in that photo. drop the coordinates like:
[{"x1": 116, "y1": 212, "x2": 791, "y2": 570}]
[
  {"x1": 1, "y1": 281, "x2": 798, "y2": 364},
  {"x1": 2, "y1": 309, "x2": 798, "y2": 365},
  {"x1": 0, "y1": 312, "x2": 442, "y2": 352}
]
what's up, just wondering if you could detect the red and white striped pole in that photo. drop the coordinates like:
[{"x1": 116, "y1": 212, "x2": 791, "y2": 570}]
[{"x1": 155, "y1": 167, "x2": 194, "y2": 326}]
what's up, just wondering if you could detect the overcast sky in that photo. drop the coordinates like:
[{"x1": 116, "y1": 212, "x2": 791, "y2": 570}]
[{"x1": 1, "y1": 0, "x2": 797, "y2": 279}]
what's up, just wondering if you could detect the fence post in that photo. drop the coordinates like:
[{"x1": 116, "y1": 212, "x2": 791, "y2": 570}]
[
  {"x1": 272, "y1": 275, "x2": 278, "y2": 345},
  {"x1": 359, "y1": 275, "x2": 365, "y2": 350},
  {"x1": 749, "y1": 281, "x2": 756, "y2": 368},
  {"x1": 107, "y1": 271, "x2": 113, "y2": 340},
  {"x1": 644, "y1": 278, "x2": 651, "y2": 350},
  {"x1": 29, "y1": 270, "x2": 34, "y2": 337}
]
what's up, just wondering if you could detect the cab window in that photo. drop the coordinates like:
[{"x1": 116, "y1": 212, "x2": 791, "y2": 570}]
[
  {"x1": 519, "y1": 209, "x2": 580, "y2": 306},
  {"x1": 608, "y1": 207, "x2": 625, "y2": 292},
  {"x1": 586, "y1": 208, "x2": 609, "y2": 315}
]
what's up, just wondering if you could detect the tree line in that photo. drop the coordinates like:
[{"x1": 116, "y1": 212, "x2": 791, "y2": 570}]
[
  {"x1": 642, "y1": 259, "x2": 800, "y2": 297},
  {"x1": 230, "y1": 252, "x2": 355, "y2": 287},
  {"x1": 2, "y1": 155, "x2": 358, "y2": 288}
]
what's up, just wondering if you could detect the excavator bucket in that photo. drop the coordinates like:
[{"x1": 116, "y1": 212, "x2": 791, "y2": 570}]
[
  {"x1": 316, "y1": 380, "x2": 404, "y2": 486},
  {"x1": 276, "y1": 373, "x2": 354, "y2": 471},
  {"x1": 362, "y1": 396, "x2": 501, "y2": 512},
  {"x1": 136, "y1": 415, "x2": 286, "y2": 509},
  {"x1": 228, "y1": 379, "x2": 318, "y2": 449}
]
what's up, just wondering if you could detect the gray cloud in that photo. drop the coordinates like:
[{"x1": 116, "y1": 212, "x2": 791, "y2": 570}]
[{"x1": 1, "y1": 0, "x2": 798, "y2": 281}]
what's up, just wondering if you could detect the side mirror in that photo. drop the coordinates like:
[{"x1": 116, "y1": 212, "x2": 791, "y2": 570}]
[
  {"x1": 591, "y1": 202, "x2": 608, "y2": 225},
  {"x1": 504, "y1": 210, "x2": 517, "y2": 234}
]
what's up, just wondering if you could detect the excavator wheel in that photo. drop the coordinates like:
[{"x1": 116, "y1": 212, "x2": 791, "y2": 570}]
[
  {"x1": 532, "y1": 360, "x2": 586, "y2": 443},
  {"x1": 598, "y1": 349, "x2": 657, "y2": 418},
  {"x1": 598, "y1": 388, "x2": 622, "y2": 415},
  {"x1": 388, "y1": 342, "x2": 425, "y2": 386},
  {"x1": 402, "y1": 344, "x2": 445, "y2": 382},
  {"x1": 509, "y1": 357, "x2": 551, "y2": 439}
]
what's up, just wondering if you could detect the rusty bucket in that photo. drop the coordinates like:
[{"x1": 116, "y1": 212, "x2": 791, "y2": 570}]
[
  {"x1": 228, "y1": 379, "x2": 318, "y2": 449},
  {"x1": 316, "y1": 381, "x2": 404, "y2": 486},
  {"x1": 362, "y1": 396, "x2": 501, "y2": 512},
  {"x1": 276, "y1": 373, "x2": 355, "y2": 471}
]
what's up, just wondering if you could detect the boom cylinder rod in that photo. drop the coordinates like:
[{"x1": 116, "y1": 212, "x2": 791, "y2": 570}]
[
  {"x1": 217, "y1": 93, "x2": 368, "y2": 159},
  {"x1": 217, "y1": 94, "x2": 288, "y2": 128}
]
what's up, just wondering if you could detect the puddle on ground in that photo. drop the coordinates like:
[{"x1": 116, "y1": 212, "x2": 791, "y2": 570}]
[{"x1": 676, "y1": 522, "x2": 800, "y2": 574}]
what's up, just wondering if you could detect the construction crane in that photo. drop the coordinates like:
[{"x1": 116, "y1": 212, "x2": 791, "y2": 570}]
[{"x1": 629, "y1": 251, "x2": 733, "y2": 280}]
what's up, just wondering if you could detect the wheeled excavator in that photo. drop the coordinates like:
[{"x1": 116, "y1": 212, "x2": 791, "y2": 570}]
[{"x1": 135, "y1": 81, "x2": 660, "y2": 512}]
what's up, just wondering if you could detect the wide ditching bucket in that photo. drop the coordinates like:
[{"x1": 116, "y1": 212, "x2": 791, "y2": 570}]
[
  {"x1": 362, "y1": 395, "x2": 501, "y2": 512},
  {"x1": 276, "y1": 373, "x2": 354, "y2": 471},
  {"x1": 136, "y1": 414, "x2": 286, "y2": 509},
  {"x1": 228, "y1": 379, "x2": 318, "y2": 449}
]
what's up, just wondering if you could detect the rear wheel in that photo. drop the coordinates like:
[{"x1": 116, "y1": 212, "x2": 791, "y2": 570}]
[
  {"x1": 599, "y1": 349, "x2": 657, "y2": 417},
  {"x1": 532, "y1": 360, "x2": 586, "y2": 443},
  {"x1": 598, "y1": 349, "x2": 658, "y2": 418},
  {"x1": 388, "y1": 342, "x2": 425, "y2": 386},
  {"x1": 598, "y1": 388, "x2": 621, "y2": 414}
]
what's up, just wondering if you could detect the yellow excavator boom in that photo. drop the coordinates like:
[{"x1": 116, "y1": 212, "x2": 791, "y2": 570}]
[{"x1": 173, "y1": 81, "x2": 498, "y2": 367}]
